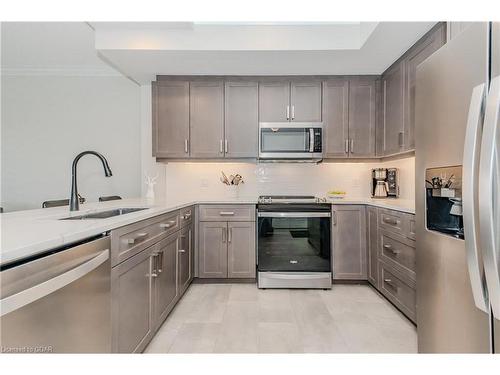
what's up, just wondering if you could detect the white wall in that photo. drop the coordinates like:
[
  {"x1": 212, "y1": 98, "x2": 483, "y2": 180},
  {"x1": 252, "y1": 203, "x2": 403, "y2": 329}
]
[
  {"x1": 163, "y1": 157, "x2": 415, "y2": 205},
  {"x1": 1, "y1": 75, "x2": 142, "y2": 211}
]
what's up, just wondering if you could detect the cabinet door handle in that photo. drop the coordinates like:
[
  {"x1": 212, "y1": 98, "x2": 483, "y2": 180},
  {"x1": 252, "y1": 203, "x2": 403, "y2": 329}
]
[
  {"x1": 182, "y1": 213, "x2": 191, "y2": 220},
  {"x1": 151, "y1": 253, "x2": 159, "y2": 278},
  {"x1": 222, "y1": 227, "x2": 227, "y2": 243},
  {"x1": 179, "y1": 249, "x2": 186, "y2": 253},
  {"x1": 184, "y1": 139, "x2": 189, "y2": 153},
  {"x1": 157, "y1": 252, "x2": 163, "y2": 273},
  {"x1": 332, "y1": 211, "x2": 337, "y2": 226},
  {"x1": 228, "y1": 227, "x2": 232, "y2": 243},
  {"x1": 344, "y1": 139, "x2": 349, "y2": 154},
  {"x1": 398, "y1": 132, "x2": 404, "y2": 148},
  {"x1": 225, "y1": 139, "x2": 228, "y2": 153},
  {"x1": 291, "y1": 105, "x2": 295, "y2": 120},
  {"x1": 219, "y1": 211, "x2": 234, "y2": 216},
  {"x1": 286, "y1": 105, "x2": 290, "y2": 120},
  {"x1": 220, "y1": 139, "x2": 224, "y2": 153},
  {"x1": 350, "y1": 139, "x2": 354, "y2": 154},
  {"x1": 127, "y1": 232, "x2": 148, "y2": 244}
]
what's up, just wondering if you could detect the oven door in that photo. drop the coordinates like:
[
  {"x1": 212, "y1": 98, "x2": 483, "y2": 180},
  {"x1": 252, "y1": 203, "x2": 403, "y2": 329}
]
[
  {"x1": 259, "y1": 123, "x2": 320, "y2": 159},
  {"x1": 257, "y1": 211, "x2": 331, "y2": 272}
]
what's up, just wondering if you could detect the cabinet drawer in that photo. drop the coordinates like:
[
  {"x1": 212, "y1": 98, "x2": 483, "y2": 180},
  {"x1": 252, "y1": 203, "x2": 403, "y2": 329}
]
[
  {"x1": 199, "y1": 204, "x2": 255, "y2": 222},
  {"x1": 378, "y1": 261, "x2": 416, "y2": 322},
  {"x1": 378, "y1": 209, "x2": 405, "y2": 235},
  {"x1": 111, "y1": 211, "x2": 180, "y2": 266},
  {"x1": 379, "y1": 229, "x2": 416, "y2": 279},
  {"x1": 180, "y1": 206, "x2": 193, "y2": 228}
]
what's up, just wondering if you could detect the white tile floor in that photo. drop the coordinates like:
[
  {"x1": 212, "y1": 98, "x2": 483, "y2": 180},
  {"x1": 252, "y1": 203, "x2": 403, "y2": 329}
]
[{"x1": 144, "y1": 283, "x2": 417, "y2": 353}]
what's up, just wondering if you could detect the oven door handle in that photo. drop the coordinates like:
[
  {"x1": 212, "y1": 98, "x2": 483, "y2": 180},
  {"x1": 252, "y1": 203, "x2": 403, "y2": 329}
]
[{"x1": 258, "y1": 212, "x2": 331, "y2": 218}]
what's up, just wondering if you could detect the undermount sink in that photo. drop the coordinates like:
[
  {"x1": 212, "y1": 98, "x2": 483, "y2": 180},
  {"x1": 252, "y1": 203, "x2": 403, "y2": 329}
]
[{"x1": 60, "y1": 207, "x2": 148, "y2": 220}]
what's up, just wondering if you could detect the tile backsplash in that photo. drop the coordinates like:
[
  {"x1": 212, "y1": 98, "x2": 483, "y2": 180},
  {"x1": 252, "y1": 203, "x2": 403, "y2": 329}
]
[{"x1": 163, "y1": 157, "x2": 415, "y2": 204}]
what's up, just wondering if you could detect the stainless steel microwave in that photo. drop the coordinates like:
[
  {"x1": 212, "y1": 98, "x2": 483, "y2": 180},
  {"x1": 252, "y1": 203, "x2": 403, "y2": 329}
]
[{"x1": 258, "y1": 122, "x2": 323, "y2": 162}]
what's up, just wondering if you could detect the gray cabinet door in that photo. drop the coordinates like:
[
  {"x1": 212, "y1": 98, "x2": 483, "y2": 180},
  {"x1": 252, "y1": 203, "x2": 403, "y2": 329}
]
[
  {"x1": 198, "y1": 221, "x2": 228, "y2": 278},
  {"x1": 404, "y1": 23, "x2": 446, "y2": 150},
  {"x1": 227, "y1": 221, "x2": 256, "y2": 278},
  {"x1": 153, "y1": 81, "x2": 190, "y2": 158},
  {"x1": 189, "y1": 81, "x2": 224, "y2": 158},
  {"x1": 349, "y1": 78, "x2": 376, "y2": 157},
  {"x1": 332, "y1": 205, "x2": 367, "y2": 280},
  {"x1": 382, "y1": 61, "x2": 405, "y2": 155},
  {"x1": 259, "y1": 81, "x2": 290, "y2": 122},
  {"x1": 178, "y1": 224, "x2": 193, "y2": 294},
  {"x1": 224, "y1": 81, "x2": 259, "y2": 158},
  {"x1": 322, "y1": 79, "x2": 349, "y2": 158},
  {"x1": 111, "y1": 246, "x2": 155, "y2": 353},
  {"x1": 290, "y1": 81, "x2": 322, "y2": 122},
  {"x1": 367, "y1": 206, "x2": 378, "y2": 287},
  {"x1": 154, "y1": 232, "x2": 179, "y2": 325}
]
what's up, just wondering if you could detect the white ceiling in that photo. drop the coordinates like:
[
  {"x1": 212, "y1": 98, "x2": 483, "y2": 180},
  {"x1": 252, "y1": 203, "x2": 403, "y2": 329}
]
[{"x1": 2, "y1": 22, "x2": 438, "y2": 83}]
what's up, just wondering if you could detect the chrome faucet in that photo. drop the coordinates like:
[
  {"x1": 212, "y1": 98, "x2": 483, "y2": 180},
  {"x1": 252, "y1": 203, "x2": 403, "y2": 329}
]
[{"x1": 70, "y1": 151, "x2": 113, "y2": 211}]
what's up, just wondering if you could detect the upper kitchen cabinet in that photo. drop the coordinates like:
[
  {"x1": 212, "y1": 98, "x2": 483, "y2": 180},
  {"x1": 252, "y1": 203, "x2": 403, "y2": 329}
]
[
  {"x1": 153, "y1": 81, "x2": 190, "y2": 158},
  {"x1": 259, "y1": 81, "x2": 290, "y2": 122},
  {"x1": 403, "y1": 23, "x2": 446, "y2": 150},
  {"x1": 322, "y1": 78, "x2": 349, "y2": 158},
  {"x1": 224, "y1": 81, "x2": 259, "y2": 158},
  {"x1": 382, "y1": 61, "x2": 405, "y2": 156},
  {"x1": 259, "y1": 80, "x2": 322, "y2": 122},
  {"x1": 348, "y1": 78, "x2": 376, "y2": 157},
  {"x1": 189, "y1": 81, "x2": 225, "y2": 158},
  {"x1": 290, "y1": 81, "x2": 322, "y2": 122},
  {"x1": 322, "y1": 77, "x2": 376, "y2": 158},
  {"x1": 380, "y1": 22, "x2": 446, "y2": 156}
]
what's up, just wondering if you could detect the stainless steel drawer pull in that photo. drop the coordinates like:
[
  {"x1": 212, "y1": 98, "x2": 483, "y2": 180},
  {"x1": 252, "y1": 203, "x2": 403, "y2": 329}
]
[
  {"x1": 182, "y1": 213, "x2": 192, "y2": 220},
  {"x1": 384, "y1": 244, "x2": 400, "y2": 255},
  {"x1": 160, "y1": 220, "x2": 176, "y2": 229},
  {"x1": 384, "y1": 278, "x2": 399, "y2": 290},
  {"x1": 383, "y1": 218, "x2": 398, "y2": 225},
  {"x1": 179, "y1": 249, "x2": 186, "y2": 253},
  {"x1": 219, "y1": 211, "x2": 235, "y2": 216},
  {"x1": 127, "y1": 232, "x2": 148, "y2": 244}
]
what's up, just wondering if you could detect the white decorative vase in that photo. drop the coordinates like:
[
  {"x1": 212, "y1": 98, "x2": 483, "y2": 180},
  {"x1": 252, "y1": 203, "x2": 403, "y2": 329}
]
[{"x1": 228, "y1": 185, "x2": 240, "y2": 199}]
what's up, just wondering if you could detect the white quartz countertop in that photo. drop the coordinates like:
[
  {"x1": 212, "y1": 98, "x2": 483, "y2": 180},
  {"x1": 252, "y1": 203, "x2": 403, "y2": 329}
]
[{"x1": 0, "y1": 196, "x2": 414, "y2": 266}]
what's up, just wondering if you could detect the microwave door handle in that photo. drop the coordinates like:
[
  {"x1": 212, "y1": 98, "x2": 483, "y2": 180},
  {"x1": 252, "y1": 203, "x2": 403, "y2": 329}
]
[
  {"x1": 309, "y1": 128, "x2": 314, "y2": 152},
  {"x1": 479, "y1": 75, "x2": 500, "y2": 319},
  {"x1": 463, "y1": 83, "x2": 489, "y2": 313}
]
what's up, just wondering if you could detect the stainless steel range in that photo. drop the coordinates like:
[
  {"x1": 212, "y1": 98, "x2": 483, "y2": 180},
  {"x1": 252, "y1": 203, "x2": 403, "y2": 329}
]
[{"x1": 257, "y1": 195, "x2": 332, "y2": 289}]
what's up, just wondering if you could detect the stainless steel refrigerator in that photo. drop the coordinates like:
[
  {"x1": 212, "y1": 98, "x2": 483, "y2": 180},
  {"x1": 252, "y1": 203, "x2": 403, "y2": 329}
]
[{"x1": 416, "y1": 22, "x2": 500, "y2": 353}]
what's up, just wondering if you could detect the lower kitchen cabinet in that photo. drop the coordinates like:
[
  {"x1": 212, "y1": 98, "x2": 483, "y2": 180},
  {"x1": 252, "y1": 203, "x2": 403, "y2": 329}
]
[
  {"x1": 378, "y1": 261, "x2": 416, "y2": 323},
  {"x1": 198, "y1": 208, "x2": 256, "y2": 279},
  {"x1": 227, "y1": 221, "x2": 256, "y2": 278},
  {"x1": 111, "y1": 211, "x2": 195, "y2": 353},
  {"x1": 332, "y1": 205, "x2": 367, "y2": 280},
  {"x1": 111, "y1": 245, "x2": 156, "y2": 353},
  {"x1": 198, "y1": 221, "x2": 228, "y2": 278},
  {"x1": 178, "y1": 223, "x2": 194, "y2": 294},
  {"x1": 367, "y1": 206, "x2": 379, "y2": 287},
  {"x1": 154, "y1": 232, "x2": 180, "y2": 326}
]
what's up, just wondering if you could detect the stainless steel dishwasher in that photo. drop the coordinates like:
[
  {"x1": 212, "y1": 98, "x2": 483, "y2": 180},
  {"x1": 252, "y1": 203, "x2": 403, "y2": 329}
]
[{"x1": 0, "y1": 235, "x2": 111, "y2": 353}]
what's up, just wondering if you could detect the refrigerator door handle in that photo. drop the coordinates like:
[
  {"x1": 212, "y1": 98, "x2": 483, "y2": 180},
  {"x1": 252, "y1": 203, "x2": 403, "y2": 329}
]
[
  {"x1": 463, "y1": 83, "x2": 489, "y2": 313},
  {"x1": 479, "y1": 75, "x2": 500, "y2": 319}
]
